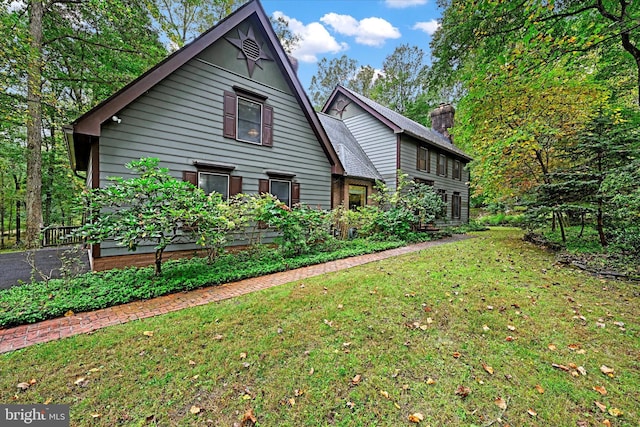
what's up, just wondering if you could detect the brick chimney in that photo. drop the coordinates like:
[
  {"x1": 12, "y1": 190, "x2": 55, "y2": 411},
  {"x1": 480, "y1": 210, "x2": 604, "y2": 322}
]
[{"x1": 430, "y1": 103, "x2": 455, "y2": 141}]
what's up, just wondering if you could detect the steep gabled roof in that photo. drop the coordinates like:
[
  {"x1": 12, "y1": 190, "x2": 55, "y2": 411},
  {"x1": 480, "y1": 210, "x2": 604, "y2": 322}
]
[
  {"x1": 323, "y1": 86, "x2": 472, "y2": 162},
  {"x1": 318, "y1": 113, "x2": 383, "y2": 181},
  {"x1": 65, "y1": 0, "x2": 343, "y2": 174}
]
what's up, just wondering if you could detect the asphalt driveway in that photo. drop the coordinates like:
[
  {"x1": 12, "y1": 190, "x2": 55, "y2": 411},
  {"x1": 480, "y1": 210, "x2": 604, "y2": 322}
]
[{"x1": 0, "y1": 246, "x2": 90, "y2": 289}]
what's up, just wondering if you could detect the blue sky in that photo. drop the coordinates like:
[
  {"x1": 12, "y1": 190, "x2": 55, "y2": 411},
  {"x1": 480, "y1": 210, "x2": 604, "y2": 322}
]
[{"x1": 260, "y1": 0, "x2": 444, "y2": 90}]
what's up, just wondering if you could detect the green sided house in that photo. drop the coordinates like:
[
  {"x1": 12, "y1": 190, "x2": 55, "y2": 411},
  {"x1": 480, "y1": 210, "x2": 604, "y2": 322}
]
[
  {"x1": 64, "y1": 0, "x2": 344, "y2": 270},
  {"x1": 322, "y1": 86, "x2": 473, "y2": 226}
]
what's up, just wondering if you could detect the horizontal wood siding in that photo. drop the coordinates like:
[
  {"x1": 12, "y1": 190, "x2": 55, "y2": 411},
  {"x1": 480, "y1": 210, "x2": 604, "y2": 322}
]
[
  {"x1": 400, "y1": 135, "x2": 470, "y2": 225},
  {"x1": 342, "y1": 104, "x2": 397, "y2": 191},
  {"x1": 98, "y1": 58, "x2": 332, "y2": 257}
]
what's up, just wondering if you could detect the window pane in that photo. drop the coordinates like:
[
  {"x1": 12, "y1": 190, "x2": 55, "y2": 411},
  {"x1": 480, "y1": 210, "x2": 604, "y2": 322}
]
[
  {"x1": 237, "y1": 97, "x2": 262, "y2": 143},
  {"x1": 271, "y1": 180, "x2": 291, "y2": 206},
  {"x1": 199, "y1": 173, "x2": 229, "y2": 199},
  {"x1": 418, "y1": 147, "x2": 427, "y2": 171},
  {"x1": 348, "y1": 185, "x2": 367, "y2": 210}
]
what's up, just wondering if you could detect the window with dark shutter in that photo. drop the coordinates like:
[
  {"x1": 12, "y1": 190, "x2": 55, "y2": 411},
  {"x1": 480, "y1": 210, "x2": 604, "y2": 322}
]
[
  {"x1": 230, "y1": 176, "x2": 243, "y2": 196},
  {"x1": 225, "y1": 88, "x2": 272, "y2": 146},
  {"x1": 183, "y1": 171, "x2": 197, "y2": 187},
  {"x1": 291, "y1": 182, "x2": 300, "y2": 205},
  {"x1": 223, "y1": 91, "x2": 236, "y2": 139},
  {"x1": 262, "y1": 105, "x2": 273, "y2": 147}
]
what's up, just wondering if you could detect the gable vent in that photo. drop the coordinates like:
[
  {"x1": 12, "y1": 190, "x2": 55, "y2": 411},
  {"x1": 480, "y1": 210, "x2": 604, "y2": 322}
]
[{"x1": 242, "y1": 38, "x2": 261, "y2": 60}]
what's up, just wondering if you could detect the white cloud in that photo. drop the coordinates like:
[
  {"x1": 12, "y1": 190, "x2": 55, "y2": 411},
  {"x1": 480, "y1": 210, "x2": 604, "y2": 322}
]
[
  {"x1": 320, "y1": 13, "x2": 401, "y2": 47},
  {"x1": 6, "y1": 1, "x2": 26, "y2": 12},
  {"x1": 413, "y1": 19, "x2": 440, "y2": 35},
  {"x1": 385, "y1": 0, "x2": 428, "y2": 8},
  {"x1": 273, "y1": 11, "x2": 348, "y2": 63}
]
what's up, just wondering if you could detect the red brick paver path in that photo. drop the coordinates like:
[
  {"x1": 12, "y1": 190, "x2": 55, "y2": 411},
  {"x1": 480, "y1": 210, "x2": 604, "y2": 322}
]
[{"x1": 0, "y1": 235, "x2": 472, "y2": 353}]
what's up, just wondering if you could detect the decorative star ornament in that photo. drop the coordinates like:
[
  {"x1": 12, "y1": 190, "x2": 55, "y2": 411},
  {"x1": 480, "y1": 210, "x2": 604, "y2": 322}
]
[{"x1": 225, "y1": 27, "x2": 273, "y2": 77}]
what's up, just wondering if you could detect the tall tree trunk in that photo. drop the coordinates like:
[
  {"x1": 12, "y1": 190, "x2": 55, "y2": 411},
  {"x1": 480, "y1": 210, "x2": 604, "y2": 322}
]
[
  {"x1": 596, "y1": 204, "x2": 607, "y2": 247},
  {"x1": 43, "y1": 126, "x2": 55, "y2": 226},
  {"x1": 13, "y1": 174, "x2": 21, "y2": 245},
  {"x1": 0, "y1": 171, "x2": 4, "y2": 250},
  {"x1": 556, "y1": 211, "x2": 566, "y2": 243},
  {"x1": 25, "y1": 0, "x2": 44, "y2": 248}
]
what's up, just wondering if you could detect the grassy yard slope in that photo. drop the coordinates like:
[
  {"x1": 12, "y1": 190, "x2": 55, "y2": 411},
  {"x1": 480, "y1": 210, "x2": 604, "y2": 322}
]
[{"x1": 1, "y1": 228, "x2": 638, "y2": 426}]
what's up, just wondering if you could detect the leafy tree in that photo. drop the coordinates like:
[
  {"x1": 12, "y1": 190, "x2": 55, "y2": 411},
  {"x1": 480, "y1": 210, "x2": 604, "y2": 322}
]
[
  {"x1": 349, "y1": 65, "x2": 378, "y2": 99},
  {"x1": 270, "y1": 14, "x2": 301, "y2": 55},
  {"x1": 309, "y1": 55, "x2": 359, "y2": 108},
  {"x1": 76, "y1": 158, "x2": 207, "y2": 276},
  {"x1": 431, "y1": 0, "x2": 640, "y2": 105},
  {"x1": 145, "y1": 0, "x2": 243, "y2": 49},
  {"x1": 366, "y1": 172, "x2": 445, "y2": 239},
  {"x1": 370, "y1": 44, "x2": 428, "y2": 115},
  {"x1": 2, "y1": 0, "x2": 166, "y2": 247}
]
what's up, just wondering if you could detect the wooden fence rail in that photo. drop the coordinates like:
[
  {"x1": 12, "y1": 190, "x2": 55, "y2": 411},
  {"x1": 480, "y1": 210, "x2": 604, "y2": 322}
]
[{"x1": 41, "y1": 226, "x2": 83, "y2": 247}]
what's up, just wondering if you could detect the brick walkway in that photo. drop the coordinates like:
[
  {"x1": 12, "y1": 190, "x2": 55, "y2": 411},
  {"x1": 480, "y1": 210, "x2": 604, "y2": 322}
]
[{"x1": 0, "y1": 235, "x2": 472, "y2": 354}]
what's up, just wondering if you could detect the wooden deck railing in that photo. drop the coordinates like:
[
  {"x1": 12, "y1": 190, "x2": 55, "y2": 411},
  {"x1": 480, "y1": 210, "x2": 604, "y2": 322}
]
[{"x1": 40, "y1": 226, "x2": 83, "y2": 247}]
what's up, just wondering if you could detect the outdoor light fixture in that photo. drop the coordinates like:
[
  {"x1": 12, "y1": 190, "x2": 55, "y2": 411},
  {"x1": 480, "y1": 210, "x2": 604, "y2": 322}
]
[{"x1": 111, "y1": 115, "x2": 122, "y2": 123}]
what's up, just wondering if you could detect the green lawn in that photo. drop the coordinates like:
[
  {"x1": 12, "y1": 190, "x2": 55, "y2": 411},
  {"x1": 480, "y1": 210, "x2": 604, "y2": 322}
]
[{"x1": 1, "y1": 228, "x2": 638, "y2": 426}]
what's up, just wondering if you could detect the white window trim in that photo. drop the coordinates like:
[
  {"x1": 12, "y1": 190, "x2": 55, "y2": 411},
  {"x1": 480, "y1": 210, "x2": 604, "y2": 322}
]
[
  {"x1": 270, "y1": 179, "x2": 291, "y2": 207},
  {"x1": 198, "y1": 171, "x2": 230, "y2": 199},
  {"x1": 236, "y1": 96, "x2": 263, "y2": 145}
]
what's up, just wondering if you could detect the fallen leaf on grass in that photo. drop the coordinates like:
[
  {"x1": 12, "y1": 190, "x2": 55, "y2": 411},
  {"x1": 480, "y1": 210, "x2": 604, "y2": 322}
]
[
  {"x1": 482, "y1": 363, "x2": 494, "y2": 375},
  {"x1": 577, "y1": 366, "x2": 587, "y2": 376},
  {"x1": 143, "y1": 330, "x2": 154, "y2": 337},
  {"x1": 44, "y1": 398, "x2": 52, "y2": 405},
  {"x1": 452, "y1": 352, "x2": 462, "y2": 359},
  {"x1": 594, "y1": 401, "x2": 607, "y2": 412},
  {"x1": 593, "y1": 386, "x2": 607, "y2": 395},
  {"x1": 323, "y1": 319, "x2": 333, "y2": 328},
  {"x1": 505, "y1": 335, "x2": 516, "y2": 341},
  {"x1": 548, "y1": 343, "x2": 557, "y2": 351},
  {"x1": 294, "y1": 389, "x2": 305, "y2": 397},
  {"x1": 527, "y1": 408, "x2": 537, "y2": 417},
  {"x1": 408, "y1": 413, "x2": 424, "y2": 423},
  {"x1": 568, "y1": 343, "x2": 581, "y2": 351},
  {"x1": 507, "y1": 325, "x2": 516, "y2": 331},
  {"x1": 240, "y1": 352, "x2": 247, "y2": 359},
  {"x1": 16, "y1": 382, "x2": 30, "y2": 391},
  {"x1": 346, "y1": 401, "x2": 355, "y2": 409},
  {"x1": 607, "y1": 407, "x2": 623, "y2": 417},
  {"x1": 91, "y1": 413, "x2": 101, "y2": 419},
  {"x1": 380, "y1": 390, "x2": 389, "y2": 399},
  {"x1": 602, "y1": 419, "x2": 612, "y2": 427},
  {"x1": 241, "y1": 408, "x2": 257, "y2": 425},
  {"x1": 64, "y1": 310, "x2": 74, "y2": 317},
  {"x1": 309, "y1": 367, "x2": 314, "y2": 375},
  {"x1": 213, "y1": 334, "x2": 224, "y2": 341},
  {"x1": 482, "y1": 325, "x2": 491, "y2": 332},
  {"x1": 188, "y1": 360, "x2": 196, "y2": 366},
  {"x1": 426, "y1": 377, "x2": 436, "y2": 385},
  {"x1": 189, "y1": 405, "x2": 201, "y2": 414},
  {"x1": 288, "y1": 398, "x2": 295, "y2": 406},
  {"x1": 494, "y1": 397, "x2": 507, "y2": 410},
  {"x1": 351, "y1": 374, "x2": 361, "y2": 385},
  {"x1": 74, "y1": 377, "x2": 88, "y2": 387},
  {"x1": 552, "y1": 363, "x2": 570, "y2": 371},
  {"x1": 600, "y1": 365, "x2": 615, "y2": 376},
  {"x1": 455, "y1": 385, "x2": 470, "y2": 398}
]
